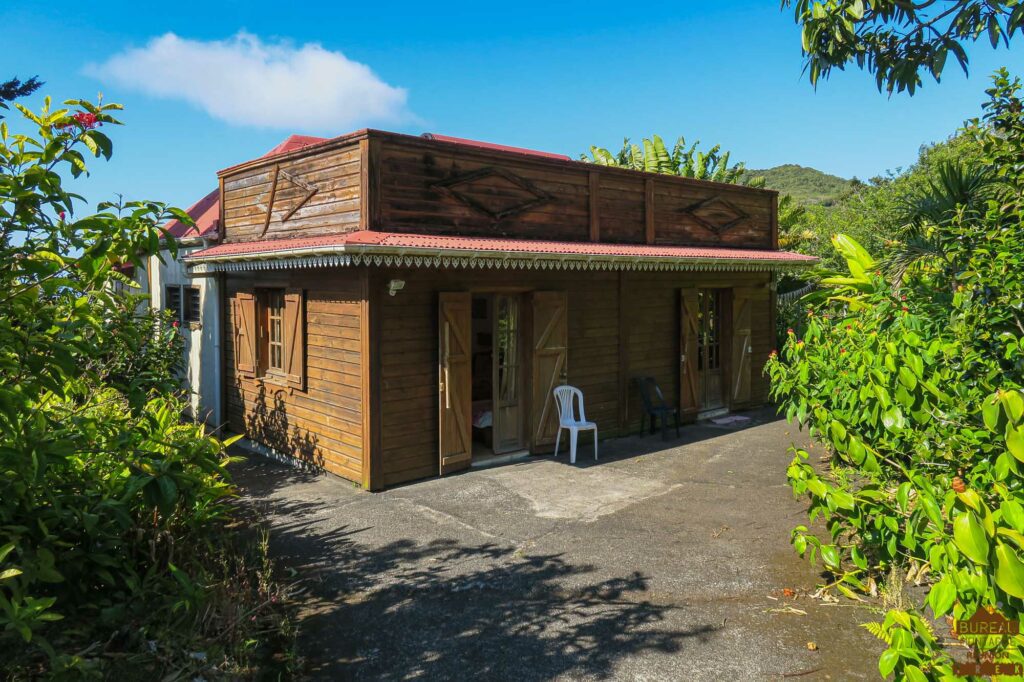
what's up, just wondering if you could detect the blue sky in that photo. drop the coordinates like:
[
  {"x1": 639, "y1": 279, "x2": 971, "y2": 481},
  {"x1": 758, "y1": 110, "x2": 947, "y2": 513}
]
[{"x1": 4, "y1": 0, "x2": 1024, "y2": 211}]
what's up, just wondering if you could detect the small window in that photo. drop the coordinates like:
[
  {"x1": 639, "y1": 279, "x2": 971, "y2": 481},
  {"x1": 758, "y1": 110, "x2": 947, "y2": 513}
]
[
  {"x1": 184, "y1": 286, "x2": 201, "y2": 323},
  {"x1": 261, "y1": 289, "x2": 286, "y2": 374},
  {"x1": 165, "y1": 285, "x2": 183, "y2": 320}
]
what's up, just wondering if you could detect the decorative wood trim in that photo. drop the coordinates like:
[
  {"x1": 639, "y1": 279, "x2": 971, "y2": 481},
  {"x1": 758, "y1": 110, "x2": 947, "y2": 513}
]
[
  {"x1": 681, "y1": 196, "x2": 750, "y2": 237},
  {"x1": 589, "y1": 171, "x2": 601, "y2": 242},
  {"x1": 431, "y1": 167, "x2": 553, "y2": 221},
  {"x1": 260, "y1": 165, "x2": 280, "y2": 238},
  {"x1": 644, "y1": 178, "x2": 655, "y2": 245}
]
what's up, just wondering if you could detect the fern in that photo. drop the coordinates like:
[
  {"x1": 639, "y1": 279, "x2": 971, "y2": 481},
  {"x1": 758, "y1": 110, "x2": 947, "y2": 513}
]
[{"x1": 861, "y1": 620, "x2": 894, "y2": 645}]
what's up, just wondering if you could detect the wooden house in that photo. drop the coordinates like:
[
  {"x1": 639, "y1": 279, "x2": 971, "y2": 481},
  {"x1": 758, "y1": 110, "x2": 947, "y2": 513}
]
[{"x1": 185, "y1": 130, "x2": 816, "y2": 489}]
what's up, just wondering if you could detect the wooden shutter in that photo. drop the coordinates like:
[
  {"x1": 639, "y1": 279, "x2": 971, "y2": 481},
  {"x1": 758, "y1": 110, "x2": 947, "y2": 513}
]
[
  {"x1": 234, "y1": 291, "x2": 257, "y2": 377},
  {"x1": 283, "y1": 288, "x2": 305, "y2": 390},
  {"x1": 530, "y1": 291, "x2": 568, "y2": 451},
  {"x1": 439, "y1": 292, "x2": 472, "y2": 475},
  {"x1": 731, "y1": 287, "x2": 768, "y2": 405},
  {"x1": 679, "y1": 287, "x2": 700, "y2": 417}
]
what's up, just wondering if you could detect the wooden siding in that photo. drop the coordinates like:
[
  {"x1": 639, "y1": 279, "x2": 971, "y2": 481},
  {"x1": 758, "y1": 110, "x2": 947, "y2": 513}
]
[
  {"x1": 369, "y1": 132, "x2": 776, "y2": 248},
  {"x1": 221, "y1": 142, "x2": 362, "y2": 243},
  {"x1": 376, "y1": 267, "x2": 773, "y2": 487},
  {"x1": 224, "y1": 269, "x2": 367, "y2": 483}
]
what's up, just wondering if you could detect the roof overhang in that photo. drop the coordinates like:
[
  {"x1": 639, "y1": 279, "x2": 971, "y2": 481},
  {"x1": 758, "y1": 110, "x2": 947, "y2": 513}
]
[{"x1": 184, "y1": 231, "x2": 818, "y2": 275}]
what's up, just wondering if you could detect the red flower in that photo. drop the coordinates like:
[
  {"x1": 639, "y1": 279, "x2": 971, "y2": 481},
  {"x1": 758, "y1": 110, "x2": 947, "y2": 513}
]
[
  {"x1": 845, "y1": 325, "x2": 852, "y2": 330},
  {"x1": 787, "y1": 328, "x2": 795, "y2": 335},
  {"x1": 840, "y1": 348, "x2": 847, "y2": 354},
  {"x1": 769, "y1": 350, "x2": 778, "y2": 359},
  {"x1": 901, "y1": 306, "x2": 909, "y2": 312},
  {"x1": 72, "y1": 111, "x2": 100, "y2": 129},
  {"x1": 900, "y1": 294, "x2": 907, "y2": 301},
  {"x1": 172, "y1": 320, "x2": 180, "y2": 328},
  {"x1": 58, "y1": 211, "x2": 65, "y2": 221}
]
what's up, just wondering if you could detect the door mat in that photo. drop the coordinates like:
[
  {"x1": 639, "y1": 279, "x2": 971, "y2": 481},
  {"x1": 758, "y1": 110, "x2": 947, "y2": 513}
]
[{"x1": 710, "y1": 415, "x2": 752, "y2": 426}]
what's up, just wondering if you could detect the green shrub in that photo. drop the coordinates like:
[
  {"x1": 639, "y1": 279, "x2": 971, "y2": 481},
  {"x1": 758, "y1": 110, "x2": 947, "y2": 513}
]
[
  {"x1": 0, "y1": 95, "x2": 293, "y2": 677},
  {"x1": 768, "y1": 71, "x2": 1024, "y2": 679}
]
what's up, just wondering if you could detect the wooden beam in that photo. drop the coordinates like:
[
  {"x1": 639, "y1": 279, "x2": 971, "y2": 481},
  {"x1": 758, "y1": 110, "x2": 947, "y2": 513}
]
[
  {"x1": 259, "y1": 164, "x2": 280, "y2": 238},
  {"x1": 217, "y1": 176, "x2": 225, "y2": 241},
  {"x1": 644, "y1": 178, "x2": 655, "y2": 244},
  {"x1": 359, "y1": 137, "x2": 381, "y2": 231},
  {"x1": 769, "y1": 192, "x2": 779, "y2": 249},
  {"x1": 617, "y1": 271, "x2": 630, "y2": 434},
  {"x1": 360, "y1": 266, "x2": 383, "y2": 490},
  {"x1": 589, "y1": 171, "x2": 601, "y2": 242}
]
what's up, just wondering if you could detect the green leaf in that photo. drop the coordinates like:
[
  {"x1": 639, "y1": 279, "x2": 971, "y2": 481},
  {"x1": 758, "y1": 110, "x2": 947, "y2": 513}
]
[
  {"x1": 1007, "y1": 426, "x2": 1024, "y2": 463},
  {"x1": 994, "y1": 542, "x2": 1024, "y2": 599},
  {"x1": 927, "y1": 574, "x2": 956, "y2": 617},
  {"x1": 820, "y1": 544, "x2": 841, "y2": 569},
  {"x1": 898, "y1": 366, "x2": 917, "y2": 390},
  {"x1": 903, "y1": 664, "x2": 927, "y2": 682},
  {"x1": 953, "y1": 511, "x2": 990, "y2": 565},
  {"x1": 1004, "y1": 390, "x2": 1024, "y2": 422},
  {"x1": 878, "y1": 647, "x2": 900, "y2": 677},
  {"x1": 0, "y1": 568, "x2": 23, "y2": 581},
  {"x1": 983, "y1": 395, "x2": 1002, "y2": 431},
  {"x1": 882, "y1": 406, "x2": 905, "y2": 431}
]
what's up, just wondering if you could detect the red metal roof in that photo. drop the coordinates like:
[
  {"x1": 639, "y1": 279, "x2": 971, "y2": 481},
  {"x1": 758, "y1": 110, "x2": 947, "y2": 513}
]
[
  {"x1": 186, "y1": 230, "x2": 818, "y2": 266},
  {"x1": 261, "y1": 134, "x2": 330, "y2": 158},
  {"x1": 421, "y1": 133, "x2": 572, "y2": 161},
  {"x1": 162, "y1": 188, "x2": 220, "y2": 239}
]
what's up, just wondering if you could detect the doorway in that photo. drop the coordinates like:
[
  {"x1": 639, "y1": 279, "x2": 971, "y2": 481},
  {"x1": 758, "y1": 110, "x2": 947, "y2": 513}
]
[
  {"x1": 470, "y1": 293, "x2": 526, "y2": 460},
  {"x1": 696, "y1": 289, "x2": 726, "y2": 413}
]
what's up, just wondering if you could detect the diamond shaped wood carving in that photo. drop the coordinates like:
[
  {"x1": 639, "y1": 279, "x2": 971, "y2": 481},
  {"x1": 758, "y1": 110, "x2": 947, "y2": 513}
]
[
  {"x1": 431, "y1": 167, "x2": 553, "y2": 221},
  {"x1": 682, "y1": 196, "x2": 749, "y2": 236}
]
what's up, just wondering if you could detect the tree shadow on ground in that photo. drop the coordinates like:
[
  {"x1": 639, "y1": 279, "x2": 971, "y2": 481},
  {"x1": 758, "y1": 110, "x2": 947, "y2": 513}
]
[{"x1": 234, "y1": 461, "x2": 720, "y2": 681}]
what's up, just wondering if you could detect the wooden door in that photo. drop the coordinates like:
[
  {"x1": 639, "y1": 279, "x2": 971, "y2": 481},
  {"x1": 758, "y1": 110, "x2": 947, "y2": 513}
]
[
  {"x1": 679, "y1": 287, "x2": 700, "y2": 419},
  {"x1": 492, "y1": 294, "x2": 524, "y2": 454},
  {"x1": 730, "y1": 287, "x2": 766, "y2": 406},
  {"x1": 530, "y1": 291, "x2": 568, "y2": 452},
  {"x1": 698, "y1": 289, "x2": 726, "y2": 411},
  {"x1": 439, "y1": 292, "x2": 472, "y2": 475}
]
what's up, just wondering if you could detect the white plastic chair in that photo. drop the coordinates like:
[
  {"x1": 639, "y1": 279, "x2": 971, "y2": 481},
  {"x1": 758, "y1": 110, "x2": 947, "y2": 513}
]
[{"x1": 553, "y1": 385, "x2": 598, "y2": 464}]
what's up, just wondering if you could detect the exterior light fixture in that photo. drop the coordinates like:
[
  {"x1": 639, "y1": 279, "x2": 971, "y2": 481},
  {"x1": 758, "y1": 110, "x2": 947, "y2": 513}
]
[{"x1": 388, "y1": 279, "x2": 405, "y2": 297}]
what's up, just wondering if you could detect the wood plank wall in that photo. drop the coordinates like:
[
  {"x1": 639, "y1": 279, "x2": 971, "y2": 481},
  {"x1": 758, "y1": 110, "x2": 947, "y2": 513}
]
[
  {"x1": 371, "y1": 134, "x2": 776, "y2": 248},
  {"x1": 376, "y1": 267, "x2": 772, "y2": 487},
  {"x1": 224, "y1": 269, "x2": 367, "y2": 482},
  {"x1": 221, "y1": 142, "x2": 362, "y2": 243}
]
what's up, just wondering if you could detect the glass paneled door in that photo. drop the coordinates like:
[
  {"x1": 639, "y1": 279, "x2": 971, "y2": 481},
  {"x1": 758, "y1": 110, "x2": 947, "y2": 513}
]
[
  {"x1": 697, "y1": 289, "x2": 725, "y2": 412},
  {"x1": 492, "y1": 294, "x2": 524, "y2": 453}
]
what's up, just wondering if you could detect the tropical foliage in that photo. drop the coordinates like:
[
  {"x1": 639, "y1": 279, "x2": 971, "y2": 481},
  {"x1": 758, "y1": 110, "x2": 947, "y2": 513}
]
[
  {"x1": 782, "y1": 0, "x2": 1024, "y2": 94},
  {"x1": 0, "y1": 94, "x2": 295, "y2": 677},
  {"x1": 768, "y1": 70, "x2": 1024, "y2": 679},
  {"x1": 583, "y1": 134, "x2": 748, "y2": 183}
]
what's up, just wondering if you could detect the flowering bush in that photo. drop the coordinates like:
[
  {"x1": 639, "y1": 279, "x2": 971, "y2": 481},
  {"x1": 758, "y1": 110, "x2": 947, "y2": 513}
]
[{"x1": 768, "y1": 72, "x2": 1024, "y2": 679}]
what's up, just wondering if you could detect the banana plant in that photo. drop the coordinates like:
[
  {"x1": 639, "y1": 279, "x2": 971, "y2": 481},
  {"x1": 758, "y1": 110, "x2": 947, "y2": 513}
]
[{"x1": 583, "y1": 133, "x2": 750, "y2": 185}]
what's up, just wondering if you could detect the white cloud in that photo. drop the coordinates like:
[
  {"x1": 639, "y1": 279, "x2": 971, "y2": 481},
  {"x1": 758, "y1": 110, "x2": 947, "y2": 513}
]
[{"x1": 86, "y1": 32, "x2": 410, "y2": 131}]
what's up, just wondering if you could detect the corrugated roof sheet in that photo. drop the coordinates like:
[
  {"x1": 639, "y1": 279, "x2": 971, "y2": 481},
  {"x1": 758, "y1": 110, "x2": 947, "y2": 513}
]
[{"x1": 186, "y1": 230, "x2": 818, "y2": 265}]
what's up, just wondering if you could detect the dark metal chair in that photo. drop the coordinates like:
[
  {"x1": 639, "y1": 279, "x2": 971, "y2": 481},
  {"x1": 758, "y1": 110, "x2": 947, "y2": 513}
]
[{"x1": 634, "y1": 376, "x2": 680, "y2": 440}]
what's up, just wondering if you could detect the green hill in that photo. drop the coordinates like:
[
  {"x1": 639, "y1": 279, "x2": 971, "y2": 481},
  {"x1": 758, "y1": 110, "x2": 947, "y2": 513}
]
[{"x1": 743, "y1": 164, "x2": 853, "y2": 205}]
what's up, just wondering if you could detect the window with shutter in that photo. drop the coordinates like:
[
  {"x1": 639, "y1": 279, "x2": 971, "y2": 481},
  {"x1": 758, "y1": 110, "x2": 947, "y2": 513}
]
[
  {"x1": 165, "y1": 285, "x2": 183, "y2": 320},
  {"x1": 283, "y1": 289, "x2": 305, "y2": 390},
  {"x1": 184, "y1": 286, "x2": 201, "y2": 323},
  {"x1": 234, "y1": 292, "x2": 257, "y2": 377}
]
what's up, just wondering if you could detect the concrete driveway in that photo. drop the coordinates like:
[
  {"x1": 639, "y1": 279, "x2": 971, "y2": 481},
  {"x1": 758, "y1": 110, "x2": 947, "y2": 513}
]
[{"x1": 233, "y1": 409, "x2": 880, "y2": 680}]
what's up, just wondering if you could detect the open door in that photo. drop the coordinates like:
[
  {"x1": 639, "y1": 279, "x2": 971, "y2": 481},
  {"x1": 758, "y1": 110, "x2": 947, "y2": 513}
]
[
  {"x1": 439, "y1": 292, "x2": 472, "y2": 475},
  {"x1": 679, "y1": 287, "x2": 700, "y2": 419},
  {"x1": 731, "y1": 286, "x2": 768, "y2": 406},
  {"x1": 530, "y1": 291, "x2": 567, "y2": 452}
]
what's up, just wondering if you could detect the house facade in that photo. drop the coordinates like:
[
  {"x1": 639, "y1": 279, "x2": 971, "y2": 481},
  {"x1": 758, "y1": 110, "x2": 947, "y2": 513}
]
[{"x1": 185, "y1": 130, "x2": 816, "y2": 489}]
